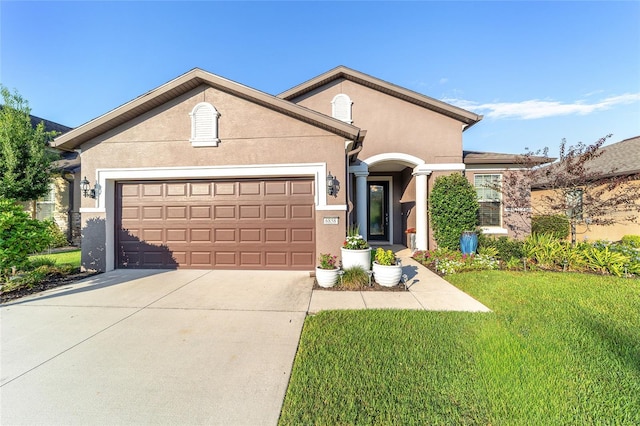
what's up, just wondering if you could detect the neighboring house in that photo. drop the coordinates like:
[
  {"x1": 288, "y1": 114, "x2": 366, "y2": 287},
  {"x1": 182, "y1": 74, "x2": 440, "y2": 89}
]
[
  {"x1": 28, "y1": 115, "x2": 81, "y2": 245},
  {"x1": 52, "y1": 66, "x2": 534, "y2": 272},
  {"x1": 531, "y1": 136, "x2": 640, "y2": 242}
]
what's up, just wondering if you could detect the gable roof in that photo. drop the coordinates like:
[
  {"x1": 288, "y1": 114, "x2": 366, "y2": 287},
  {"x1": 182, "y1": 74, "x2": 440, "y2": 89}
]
[
  {"x1": 30, "y1": 114, "x2": 72, "y2": 135},
  {"x1": 53, "y1": 68, "x2": 362, "y2": 151},
  {"x1": 278, "y1": 66, "x2": 483, "y2": 129}
]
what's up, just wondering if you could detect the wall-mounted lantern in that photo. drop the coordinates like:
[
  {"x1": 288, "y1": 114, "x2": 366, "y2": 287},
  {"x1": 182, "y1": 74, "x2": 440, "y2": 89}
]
[
  {"x1": 80, "y1": 176, "x2": 98, "y2": 199},
  {"x1": 327, "y1": 172, "x2": 336, "y2": 196}
]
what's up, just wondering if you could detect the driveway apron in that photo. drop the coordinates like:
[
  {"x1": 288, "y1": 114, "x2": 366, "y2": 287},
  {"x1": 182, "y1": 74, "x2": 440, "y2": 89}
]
[{"x1": 1, "y1": 269, "x2": 313, "y2": 425}]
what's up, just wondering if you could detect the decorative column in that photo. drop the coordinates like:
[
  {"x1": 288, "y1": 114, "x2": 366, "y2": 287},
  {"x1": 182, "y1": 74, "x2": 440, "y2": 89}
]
[
  {"x1": 413, "y1": 167, "x2": 432, "y2": 251},
  {"x1": 350, "y1": 163, "x2": 369, "y2": 239}
]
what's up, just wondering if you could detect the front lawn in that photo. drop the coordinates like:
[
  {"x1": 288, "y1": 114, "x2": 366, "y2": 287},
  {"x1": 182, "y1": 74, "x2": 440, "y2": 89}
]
[
  {"x1": 279, "y1": 271, "x2": 640, "y2": 425},
  {"x1": 30, "y1": 249, "x2": 81, "y2": 268}
]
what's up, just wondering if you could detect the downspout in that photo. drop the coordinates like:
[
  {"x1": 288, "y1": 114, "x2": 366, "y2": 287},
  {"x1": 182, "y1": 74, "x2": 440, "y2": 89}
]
[
  {"x1": 345, "y1": 131, "x2": 365, "y2": 227},
  {"x1": 61, "y1": 172, "x2": 74, "y2": 245}
]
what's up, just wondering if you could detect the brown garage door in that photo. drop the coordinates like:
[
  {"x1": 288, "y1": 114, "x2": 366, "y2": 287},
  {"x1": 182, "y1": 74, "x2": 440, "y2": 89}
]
[{"x1": 116, "y1": 178, "x2": 315, "y2": 270}]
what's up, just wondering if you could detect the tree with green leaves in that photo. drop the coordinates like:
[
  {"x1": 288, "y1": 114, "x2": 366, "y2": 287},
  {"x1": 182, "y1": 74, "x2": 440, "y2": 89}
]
[
  {"x1": 429, "y1": 173, "x2": 479, "y2": 250},
  {"x1": 0, "y1": 86, "x2": 59, "y2": 208}
]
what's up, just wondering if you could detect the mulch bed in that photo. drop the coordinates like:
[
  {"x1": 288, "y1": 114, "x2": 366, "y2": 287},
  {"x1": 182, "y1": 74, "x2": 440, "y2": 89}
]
[
  {"x1": 1, "y1": 271, "x2": 101, "y2": 304},
  {"x1": 313, "y1": 280, "x2": 408, "y2": 292}
]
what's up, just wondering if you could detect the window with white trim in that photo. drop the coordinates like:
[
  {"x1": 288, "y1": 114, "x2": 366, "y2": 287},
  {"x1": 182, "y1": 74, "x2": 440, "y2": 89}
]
[
  {"x1": 331, "y1": 94, "x2": 353, "y2": 123},
  {"x1": 475, "y1": 174, "x2": 501, "y2": 227},
  {"x1": 566, "y1": 189, "x2": 583, "y2": 221},
  {"x1": 36, "y1": 183, "x2": 56, "y2": 221},
  {"x1": 190, "y1": 102, "x2": 220, "y2": 147}
]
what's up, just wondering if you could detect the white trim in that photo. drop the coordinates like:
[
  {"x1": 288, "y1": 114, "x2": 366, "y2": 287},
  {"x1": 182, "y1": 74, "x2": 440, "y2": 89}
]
[
  {"x1": 465, "y1": 165, "x2": 528, "y2": 171},
  {"x1": 367, "y1": 176, "x2": 394, "y2": 244},
  {"x1": 480, "y1": 227, "x2": 509, "y2": 235},
  {"x1": 416, "y1": 162, "x2": 466, "y2": 172},
  {"x1": 363, "y1": 153, "x2": 425, "y2": 168},
  {"x1": 83, "y1": 163, "x2": 334, "y2": 272}
]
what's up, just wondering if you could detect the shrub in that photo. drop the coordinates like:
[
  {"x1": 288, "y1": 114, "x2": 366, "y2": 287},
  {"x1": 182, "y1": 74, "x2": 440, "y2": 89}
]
[
  {"x1": 531, "y1": 215, "x2": 570, "y2": 240},
  {"x1": 44, "y1": 220, "x2": 69, "y2": 248},
  {"x1": 478, "y1": 234, "x2": 524, "y2": 260},
  {"x1": 0, "y1": 198, "x2": 53, "y2": 278},
  {"x1": 620, "y1": 235, "x2": 640, "y2": 249},
  {"x1": 339, "y1": 266, "x2": 369, "y2": 290},
  {"x1": 429, "y1": 173, "x2": 479, "y2": 250}
]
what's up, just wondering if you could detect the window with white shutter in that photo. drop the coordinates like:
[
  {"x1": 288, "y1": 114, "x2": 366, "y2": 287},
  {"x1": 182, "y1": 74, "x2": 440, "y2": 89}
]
[
  {"x1": 190, "y1": 102, "x2": 220, "y2": 147},
  {"x1": 331, "y1": 94, "x2": 353, "y2": 123}
]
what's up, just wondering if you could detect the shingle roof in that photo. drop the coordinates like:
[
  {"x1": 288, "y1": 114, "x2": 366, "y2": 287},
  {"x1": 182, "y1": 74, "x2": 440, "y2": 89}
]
[
  {"x1": 582, "y1": 136, "x2": 640, "y2": 177},
  {"x1": 463, "y1": 150, "x2": 552, "y2": 165},
  {"x1": 30, "y1": 115, "x2": 72, "y2": 135}
]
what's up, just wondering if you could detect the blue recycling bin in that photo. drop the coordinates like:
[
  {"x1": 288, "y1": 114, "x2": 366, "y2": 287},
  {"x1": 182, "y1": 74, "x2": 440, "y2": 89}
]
[{"x1": 460, "y1": 231, "x2": 478, "y2": 255}]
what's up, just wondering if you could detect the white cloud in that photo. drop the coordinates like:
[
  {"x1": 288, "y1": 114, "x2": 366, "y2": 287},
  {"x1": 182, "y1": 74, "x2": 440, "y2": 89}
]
[
  {"x1": 439, "y1": 77, "x2": 448, "y2": 85},
  {"x1": 443, "y1": 93, "x2": 640, "y2": 120}
]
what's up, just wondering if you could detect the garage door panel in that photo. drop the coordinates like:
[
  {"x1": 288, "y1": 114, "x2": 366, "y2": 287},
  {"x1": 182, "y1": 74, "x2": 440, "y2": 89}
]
[
  {"x1": 265, "y1": 205, "x2": 287, "y2": 219},
  {"x1": 240, "y1": 252, "x2": 262, "y2": 266},
  {"x1": 214, "y1": 205, "x2": 236, "y2": 219},
  {"x1": 142, "y1": 206, "x2": 163, "y2": 220},
  {"x1": 142, "y1": 184, "x2": 163, "y2": 197},
  {"x1": 166, "y1": 183, "x2": 187, "y2": 196},
  {"x1": 292, "y1": 228, "x2": 314, "y2": 242},
  {"x1": 214, "y1": 228, "x2": 236, "y2": 242},
  {"x1": 239, "y1": 181, "x2": 261, "y2": 195},
  {"x1": 290, "y1": 205, "x2": 313, "y2": 219},
  {"x1": 166, "y1": 206, "x2": 187, "y2": 219},
  {"x1": 239, "y1": 205, "x2": 261, "y2": 219},
  {"x1": 117, "y1": 179, "x2": 315, "y2": 270},
  {"x1": 190, "y1": 182, "x2": 212, "y2": 196},
  {"x1": 239, "y1": 229, "x2": 260, "y2": 242}
]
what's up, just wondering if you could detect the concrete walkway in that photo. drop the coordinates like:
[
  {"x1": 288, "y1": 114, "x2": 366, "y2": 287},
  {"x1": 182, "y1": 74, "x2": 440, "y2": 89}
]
[
  {"x1": 1, "y1": 250, "x2": 489, "y2": 425},
  {"x1": 309, "y1": 247, "x2": 491, "y2": 313}
]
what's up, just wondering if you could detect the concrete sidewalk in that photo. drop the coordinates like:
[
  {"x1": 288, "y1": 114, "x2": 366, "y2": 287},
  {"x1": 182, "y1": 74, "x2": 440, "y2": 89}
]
[{"x1": 309, "y1": 247, "x2": 491, "y2": 313}]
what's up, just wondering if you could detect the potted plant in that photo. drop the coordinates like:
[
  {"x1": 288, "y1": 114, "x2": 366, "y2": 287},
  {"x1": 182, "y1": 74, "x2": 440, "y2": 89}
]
[
  {"x1": 340, "y1": 224, "x2": 372, "y2": 271},
  {"x1": 372, "y1": 247, "x2": 402, "y2": 287},
  {"x1": 316, "y1": 253, "x2": 339, "y2": 288}
]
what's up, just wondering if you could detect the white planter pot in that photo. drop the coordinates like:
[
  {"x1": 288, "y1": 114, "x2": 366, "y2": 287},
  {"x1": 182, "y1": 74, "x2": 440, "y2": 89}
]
[
  {"x1": 372, "y1": 262, "x2": 402, "y2": 287},
  {"x1": 315, "y1": 267, "x2": 339, "y2": 288},
  {"x1": 340, "y1": 247, "x2": 372, "y2": 271}
]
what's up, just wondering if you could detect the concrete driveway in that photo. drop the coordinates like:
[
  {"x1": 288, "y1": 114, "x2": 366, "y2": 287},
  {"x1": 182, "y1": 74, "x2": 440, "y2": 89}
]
[{"x1": 1, "y1": 269, "x2": 314, "y2": 425}]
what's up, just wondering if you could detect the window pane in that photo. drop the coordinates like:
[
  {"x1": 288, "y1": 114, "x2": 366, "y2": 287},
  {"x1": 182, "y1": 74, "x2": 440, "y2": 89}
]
[{"x1": 479, "y1": 201, "x2": 501, "y2": 227}]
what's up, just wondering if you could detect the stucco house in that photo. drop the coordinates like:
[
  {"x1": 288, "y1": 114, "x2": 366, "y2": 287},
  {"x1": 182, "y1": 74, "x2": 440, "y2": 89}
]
[
  {"x1": 531, "y1": 135, "x2": 640, "y2": 241},
  {"x1": 53, "y1": 66, "x2": 531, "y2": 272}
]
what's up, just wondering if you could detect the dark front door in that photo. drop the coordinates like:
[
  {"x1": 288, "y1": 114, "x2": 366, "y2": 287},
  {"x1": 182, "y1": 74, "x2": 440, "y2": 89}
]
[{"x1": 368, "y1": 181, "x2": 389, "y2": 242}]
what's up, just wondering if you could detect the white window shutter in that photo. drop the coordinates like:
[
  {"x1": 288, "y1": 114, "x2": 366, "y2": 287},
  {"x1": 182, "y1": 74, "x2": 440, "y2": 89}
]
[
  {"x1": 331, "y1": 94, "x2": 353, "y2": 123},
  {"x1": 190, "y1": 102, "x2": 220, "y2": 147}
]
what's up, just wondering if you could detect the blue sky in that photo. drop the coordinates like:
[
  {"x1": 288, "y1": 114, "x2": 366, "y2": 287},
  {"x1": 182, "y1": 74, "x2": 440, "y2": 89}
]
[{"x1": 2, "y1": 1, "x2": 639, "y2": 156}]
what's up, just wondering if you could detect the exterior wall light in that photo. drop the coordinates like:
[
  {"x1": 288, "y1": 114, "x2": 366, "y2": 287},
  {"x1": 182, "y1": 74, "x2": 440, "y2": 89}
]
[
  {"x1": 327, "y1": 172, "x2": 336, "y2": 196},
  {"x1": 80, "y1": 176, "x2": 98, "y2": 199}
]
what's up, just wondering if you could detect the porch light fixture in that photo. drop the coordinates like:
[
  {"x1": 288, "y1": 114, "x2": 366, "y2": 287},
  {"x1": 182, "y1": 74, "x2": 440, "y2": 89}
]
[
  {"x1": 327, "y1": 172, "x2": 335, "y2": 196},
  {"x1": 80, "y1": 176, "x2": 97, "y2": 199}
]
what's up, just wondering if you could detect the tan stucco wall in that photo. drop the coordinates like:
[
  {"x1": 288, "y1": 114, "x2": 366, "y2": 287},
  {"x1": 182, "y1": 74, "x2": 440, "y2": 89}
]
[
  {"x1": 531, "y1": 179, "x2": 640, "y2": 242},
  {"x1": 289, "y1": 78, "x2": 464, "y2": 164},
  {"x1": 80, "y1": 85, "x2": 350, "y2": 271}
]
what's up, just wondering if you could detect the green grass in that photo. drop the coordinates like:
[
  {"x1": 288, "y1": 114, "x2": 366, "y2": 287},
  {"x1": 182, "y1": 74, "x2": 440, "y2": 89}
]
[
  {"x1": 279, "y1": 271, "x2": 640, "y2": 425},
  {"x1": 30, "y1": 249, "x2": 81, "y2": 268}
]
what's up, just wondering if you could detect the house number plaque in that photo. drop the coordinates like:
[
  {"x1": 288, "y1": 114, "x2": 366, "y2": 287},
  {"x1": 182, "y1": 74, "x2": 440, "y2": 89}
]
[{"x1": 323, "y1": 217, "x2": 339, "y2": 225}]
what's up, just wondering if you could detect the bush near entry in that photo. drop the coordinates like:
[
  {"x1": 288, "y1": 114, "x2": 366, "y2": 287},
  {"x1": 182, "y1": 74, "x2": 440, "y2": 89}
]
[
  {"x1": 0, "y1": 198, "x2": 53, "y2": 278},
  {"x1": 532, "y1": 215, "x2": 570, "y2": 239},
  {"x1": 429, "y1": 173, "x2": 479, "y2": 250}
]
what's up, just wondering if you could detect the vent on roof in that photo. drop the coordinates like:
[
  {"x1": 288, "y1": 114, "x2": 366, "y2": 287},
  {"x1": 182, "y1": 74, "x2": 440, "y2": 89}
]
[
  {"x1": 190, "y1": 102, "x2": 220, "y2": 147},
  {"x1": 331, "y1": 94, "x2": 353, "y2": 123}
]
